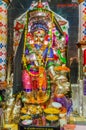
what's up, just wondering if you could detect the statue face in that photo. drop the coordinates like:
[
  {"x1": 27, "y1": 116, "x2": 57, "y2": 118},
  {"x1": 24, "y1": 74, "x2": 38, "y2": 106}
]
[{"x1": 33, "y1": 29, "x2": 45, "y2": 45}]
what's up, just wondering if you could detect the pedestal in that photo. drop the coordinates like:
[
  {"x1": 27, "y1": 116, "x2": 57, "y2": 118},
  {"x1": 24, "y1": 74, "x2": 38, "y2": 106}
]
[{"x1": 18, "y1": 121, "x2": 60, "y2": 130}]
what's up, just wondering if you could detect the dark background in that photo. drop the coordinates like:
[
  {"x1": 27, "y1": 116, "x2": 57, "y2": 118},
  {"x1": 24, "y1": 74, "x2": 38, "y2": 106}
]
[{"x1": 49, "y1": 0, "x2": 79, "y2": 59}]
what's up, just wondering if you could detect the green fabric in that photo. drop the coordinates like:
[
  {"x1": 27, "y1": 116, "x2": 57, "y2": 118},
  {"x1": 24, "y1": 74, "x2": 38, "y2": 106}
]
[
  {"x1": 57, "y1": 49, "x2": 66, "y2": 64},
  {"x1": 0, "y1": 95, "x2": 2, "y2": 102},
  {"x1": 27, "y1": 64, "x2": 31, "y2": 71},
  {"x1": 47, "y1": 61, "x2": 54, "y2": 68}
]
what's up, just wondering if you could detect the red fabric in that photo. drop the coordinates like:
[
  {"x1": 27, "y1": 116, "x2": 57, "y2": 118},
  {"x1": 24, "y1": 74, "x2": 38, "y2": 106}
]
[
  {"x1": 84, "y1": 49, "x2": 86, "y2": 65},
  {"x1": 54, "y1": 54, "x2": 59, "y2": 60}
]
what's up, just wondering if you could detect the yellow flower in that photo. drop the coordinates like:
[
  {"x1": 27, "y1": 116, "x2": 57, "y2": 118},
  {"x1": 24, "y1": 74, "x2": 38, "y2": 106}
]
[
  {"x1": 0, "y1": 72, "x2": 3, "y2": 77},
  {"x1": 0, "y1": 15, "x2": 3, "y2": 20},
  {"x1": 0, "y1": 36, "x2": 3, "y2": 41},
  {"x1": 83, "y1": 14, "x2": 86, "y2": 21}
]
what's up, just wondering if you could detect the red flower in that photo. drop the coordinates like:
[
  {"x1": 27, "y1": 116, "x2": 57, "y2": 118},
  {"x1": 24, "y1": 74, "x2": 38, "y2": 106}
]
[
  {"x1": 37, "y1": 1, "x2": 43, "y2": 8},
  {"x1": 0, "y1": 52, "x2": 3, "y2": 56},
  {"x1": 83, "y1": 8, "x2": 86, "y2": 14},
  {"x1": 0, "y1": 22, "x2": 3, "y2": 26},
  {"x1": 45, "y1": 34, "x2": 50, "y2": 41},
  {"x1": 83, "y1": 36, "x2": 86, "y2": 41},
  {"x1": 27, "y1": 32, "x2": 32, "y2": 37},
  {"x1": 0, "y1": 7, "x2": 3, "y2": 12},
  {"x1": 83, "y1": 22, "x2": 86, "y2": 28},
  {"x1": 0, "y1": 65, "x2": 3, "y2": 70},
  {"x1": 14, "y1": 22, "x2": 24, "y2": 31},
  {"x1": 0, "y1": 30, "x2": 3, "y2": 34}
]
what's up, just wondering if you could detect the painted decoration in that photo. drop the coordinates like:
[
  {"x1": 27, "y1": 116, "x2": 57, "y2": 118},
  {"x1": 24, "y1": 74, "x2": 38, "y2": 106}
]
[
  {"x1": 78, "y1": 0, "x2": 86, "y2": 42},
  {"x1": 0, "y1": 0, "x2": 7, "y2": 82}
]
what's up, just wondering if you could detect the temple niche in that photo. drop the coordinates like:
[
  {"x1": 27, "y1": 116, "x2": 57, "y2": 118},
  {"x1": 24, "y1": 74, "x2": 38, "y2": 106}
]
[{"x1": 5, "y1": 1, "x2": 71, "y2": 129}]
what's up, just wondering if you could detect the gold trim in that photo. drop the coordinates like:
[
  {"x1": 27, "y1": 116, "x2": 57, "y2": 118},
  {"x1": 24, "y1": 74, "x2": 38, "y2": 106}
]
[
  {"x1": 79, "y1": 41, "x2": 86, "y2": 45},
  {"x1": 2, "y1": 0, "x2": 10, "y2": 4},
  {"x1": 78, "y1": 0, "x2": 84, "y2": 4},
  {"x1": 77, "y1": 41, "x2": 86, "y2": 48}
]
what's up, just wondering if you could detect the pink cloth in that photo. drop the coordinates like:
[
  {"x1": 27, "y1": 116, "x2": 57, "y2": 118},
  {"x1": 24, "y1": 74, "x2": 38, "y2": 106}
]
[
  {"x1": 22, "y1": 70, "x2": 32, "y2": 89},
  {"x1": 22, "y1": 69, "x2": 47, "y2": 90},
  {"x1": 75, "y1": 125, "x2": 86, "y2": 130},
  {"x1": 63, "y1": 124, "x2": 86, "y2": 130}
]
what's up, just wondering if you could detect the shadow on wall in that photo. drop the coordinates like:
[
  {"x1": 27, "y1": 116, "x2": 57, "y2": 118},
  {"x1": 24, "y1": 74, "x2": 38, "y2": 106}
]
[{"x1": 70, "y1": 58, "x2": 78, "y2": 84}]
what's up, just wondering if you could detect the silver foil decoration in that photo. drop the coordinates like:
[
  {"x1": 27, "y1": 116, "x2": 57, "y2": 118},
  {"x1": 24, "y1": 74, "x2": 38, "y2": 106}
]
[
  {"x1": 82, "y1": 78, "x2": 86, "y2": 117},
  {"x1": 71, "y1": 84, "x2": 79, "y2": 114},
  {"x1": 78, "y1": 80, "x2": 83, "y2": 116}
]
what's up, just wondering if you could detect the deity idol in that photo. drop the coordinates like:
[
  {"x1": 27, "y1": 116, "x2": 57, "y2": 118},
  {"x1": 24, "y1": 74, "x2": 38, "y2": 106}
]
[{"x1": 13, "y1": 1, "x2": 70, "y2": 104}]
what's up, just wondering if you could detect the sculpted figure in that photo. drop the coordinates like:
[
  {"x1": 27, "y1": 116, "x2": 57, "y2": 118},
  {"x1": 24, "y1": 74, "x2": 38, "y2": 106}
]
[{"x1": 13, "y1": 1, "x2": 70, "y2": 104}]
